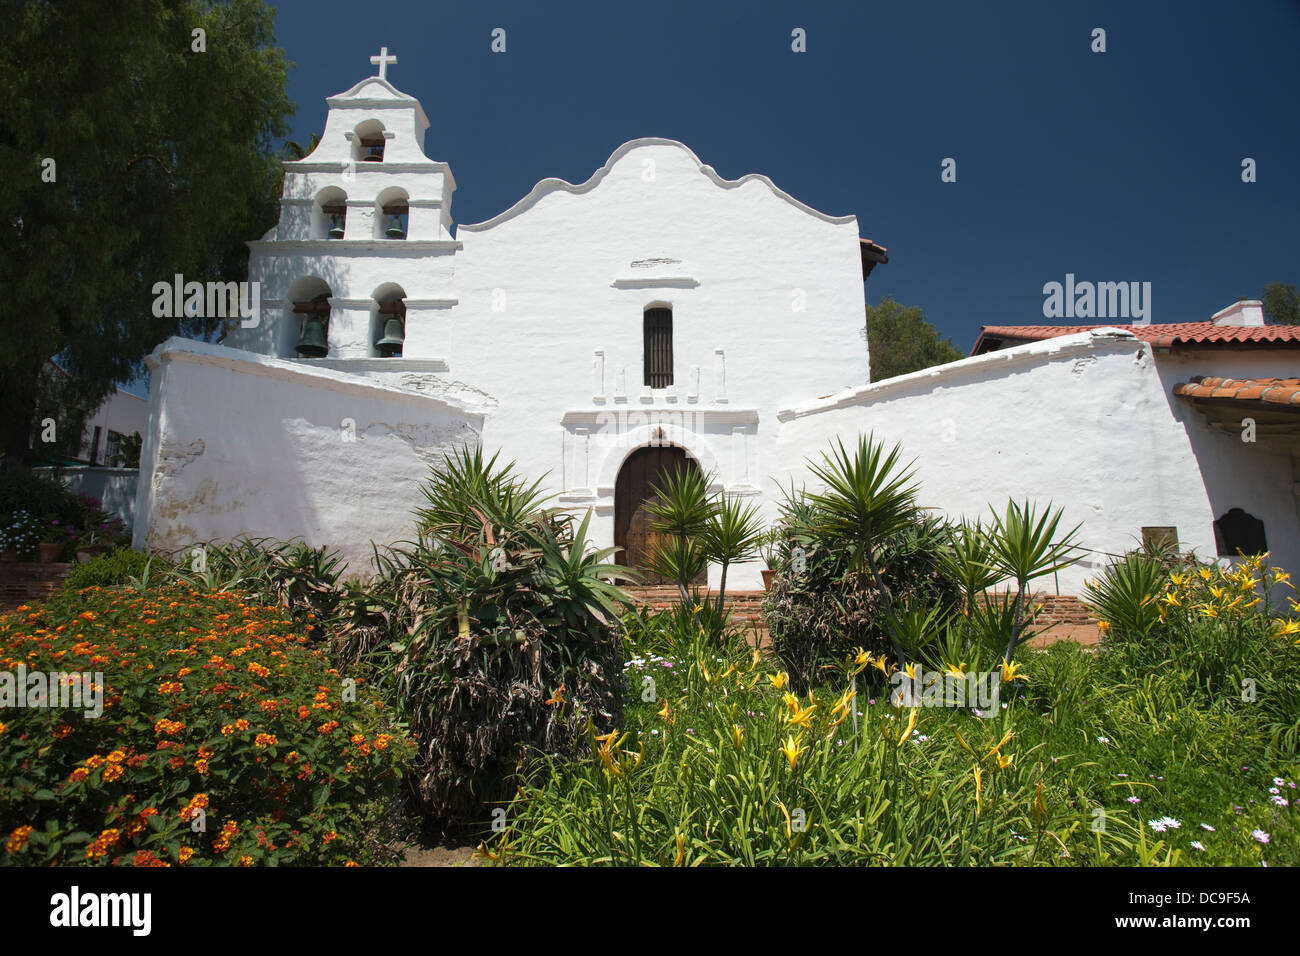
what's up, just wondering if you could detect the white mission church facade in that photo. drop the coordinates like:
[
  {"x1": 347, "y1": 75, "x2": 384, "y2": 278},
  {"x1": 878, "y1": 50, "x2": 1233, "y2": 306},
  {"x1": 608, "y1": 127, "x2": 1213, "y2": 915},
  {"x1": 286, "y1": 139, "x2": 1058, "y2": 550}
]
[{"x1": 133, "y1": 56, "x2": 1300, "y2": 594}]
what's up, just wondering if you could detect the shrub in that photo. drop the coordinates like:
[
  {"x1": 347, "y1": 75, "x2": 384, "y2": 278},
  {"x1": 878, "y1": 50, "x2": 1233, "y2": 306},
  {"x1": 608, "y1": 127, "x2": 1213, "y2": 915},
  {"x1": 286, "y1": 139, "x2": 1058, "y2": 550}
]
[
  {"x1": 0, "y1": 585, "x2": 414, "y2": 866},
  {"x1": 61, "y1": 547, "x2": 159, "y2": 592},
  {"x1": 764, "y1": 512, "x2": 960, "y2": 693},
  {"x1": 160, "y1": 537, "x2": 345, "y2": 633},
  {"x1": 0, "y1": 472, "x2": 81, "y2": 526},
  {"x1": 335, "y1": 447, "x2": 631, "y2": 828}
]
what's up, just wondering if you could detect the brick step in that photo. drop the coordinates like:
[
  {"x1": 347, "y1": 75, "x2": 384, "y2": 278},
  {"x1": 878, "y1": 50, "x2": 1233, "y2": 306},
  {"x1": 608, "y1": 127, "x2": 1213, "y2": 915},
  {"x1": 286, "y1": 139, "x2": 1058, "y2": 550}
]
[{"x1": 0, "y1": 562, "x2": 73, "y2": 610}]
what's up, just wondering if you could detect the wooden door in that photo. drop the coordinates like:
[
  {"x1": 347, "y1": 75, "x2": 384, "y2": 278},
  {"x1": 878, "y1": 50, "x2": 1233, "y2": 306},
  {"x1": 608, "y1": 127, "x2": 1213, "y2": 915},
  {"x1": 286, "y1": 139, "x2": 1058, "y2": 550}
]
[{"x1": 614, "y1": 445, "x2": 704, "y2": 584}]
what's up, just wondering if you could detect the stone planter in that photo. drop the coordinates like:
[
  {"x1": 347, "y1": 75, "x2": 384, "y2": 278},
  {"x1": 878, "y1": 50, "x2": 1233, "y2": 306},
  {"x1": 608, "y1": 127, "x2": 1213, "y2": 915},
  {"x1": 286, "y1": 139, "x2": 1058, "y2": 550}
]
[{"x1": 39, "y1": 542, "x2": 63, "y2": 563}]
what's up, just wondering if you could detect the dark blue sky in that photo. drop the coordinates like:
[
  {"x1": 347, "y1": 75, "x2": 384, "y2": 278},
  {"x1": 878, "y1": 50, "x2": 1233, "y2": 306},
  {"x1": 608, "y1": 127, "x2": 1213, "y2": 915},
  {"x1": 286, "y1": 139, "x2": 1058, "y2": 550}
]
[{"x1": 267, "y1": 0, "x2": 1300, "y2": 352}]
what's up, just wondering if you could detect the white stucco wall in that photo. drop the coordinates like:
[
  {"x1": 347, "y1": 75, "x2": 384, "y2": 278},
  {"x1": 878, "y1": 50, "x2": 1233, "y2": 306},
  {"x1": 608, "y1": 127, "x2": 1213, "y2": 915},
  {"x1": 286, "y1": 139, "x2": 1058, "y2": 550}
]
[
  {"x1": 775, "y1": 329, "x2": 1300, "y2": 595},
  {"x1": 132, "y1": 338, "x2": 483, "y2": 574}
]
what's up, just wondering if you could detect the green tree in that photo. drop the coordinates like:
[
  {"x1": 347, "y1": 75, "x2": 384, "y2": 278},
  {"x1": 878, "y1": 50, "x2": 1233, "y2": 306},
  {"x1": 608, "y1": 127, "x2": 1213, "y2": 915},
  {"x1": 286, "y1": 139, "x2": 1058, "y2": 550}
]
[
  {"x1": 864, "y1": 297, "x2": 965, "y2": 382},
  {"x1": 0, "y1": 0, "x2": 293, "y2": 466},
  {"x1": 1261, "y1": 283, "x2": 1299, "y2": 325}
]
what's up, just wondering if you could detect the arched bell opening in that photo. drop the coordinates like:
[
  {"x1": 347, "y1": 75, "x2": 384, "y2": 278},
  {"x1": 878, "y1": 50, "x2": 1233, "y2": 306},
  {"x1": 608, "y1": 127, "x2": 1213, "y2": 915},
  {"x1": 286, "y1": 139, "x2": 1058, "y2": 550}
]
[{"x1": 284, "y1": 277, "x2": 333, "y2": 358}]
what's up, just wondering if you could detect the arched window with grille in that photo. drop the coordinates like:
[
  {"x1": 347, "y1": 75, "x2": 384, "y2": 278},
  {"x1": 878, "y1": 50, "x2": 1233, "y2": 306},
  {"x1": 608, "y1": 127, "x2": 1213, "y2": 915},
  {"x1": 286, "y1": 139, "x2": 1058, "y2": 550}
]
[{"x1": 643, "y1": 307, "x2": 673, "y2": 388}]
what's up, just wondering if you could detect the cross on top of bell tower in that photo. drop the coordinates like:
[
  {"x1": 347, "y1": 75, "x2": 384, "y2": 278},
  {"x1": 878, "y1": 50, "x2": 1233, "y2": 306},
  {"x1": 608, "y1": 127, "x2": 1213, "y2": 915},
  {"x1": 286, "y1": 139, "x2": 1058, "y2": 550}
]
[{"x1": 370, "y1": 46, "x2": 397, "y2": 81}]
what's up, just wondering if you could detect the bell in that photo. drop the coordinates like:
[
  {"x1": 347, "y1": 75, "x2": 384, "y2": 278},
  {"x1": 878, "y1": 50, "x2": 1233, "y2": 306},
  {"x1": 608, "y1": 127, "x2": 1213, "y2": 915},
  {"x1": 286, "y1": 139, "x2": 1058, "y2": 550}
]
[
  {"x1": 385, "y1": 214, "x2": 406, "y2": 239},
  {"x1": 327, "y1": 213, "x2": 345, "y2": 239},
  {"x1": 376, "y1": 315, "x2": 405, "y2": 356},
  {"x1": 296, "y1": 315, "x2": 328, "y2": 357}
]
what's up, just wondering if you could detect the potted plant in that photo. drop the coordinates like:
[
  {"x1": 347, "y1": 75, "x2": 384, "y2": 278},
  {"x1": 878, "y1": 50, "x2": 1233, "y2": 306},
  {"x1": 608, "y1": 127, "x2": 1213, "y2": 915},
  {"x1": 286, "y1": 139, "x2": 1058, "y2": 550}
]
[
  {"x1": 759, "y1": 527, "x2": 779, "y2": 591},
  {"x1": 0, "y1": 511, "x2": 41, "y2": 562},
  {"x1": 38, "y1": 517, "x2": 73, "y2": 563}
]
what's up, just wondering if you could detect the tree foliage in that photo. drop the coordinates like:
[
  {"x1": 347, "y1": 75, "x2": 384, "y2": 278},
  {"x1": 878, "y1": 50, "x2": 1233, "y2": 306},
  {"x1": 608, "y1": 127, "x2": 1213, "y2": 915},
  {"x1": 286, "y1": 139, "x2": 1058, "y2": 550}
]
[
  {"x1": 864, "y1": 297, "x2": 965, "y2": 382},
  {"x1": 1261, "y1": 283, "x2": 1300, "y2": 326},
  {"x1": 0, "y1": 0, "x2": 293, "y2": 464}
]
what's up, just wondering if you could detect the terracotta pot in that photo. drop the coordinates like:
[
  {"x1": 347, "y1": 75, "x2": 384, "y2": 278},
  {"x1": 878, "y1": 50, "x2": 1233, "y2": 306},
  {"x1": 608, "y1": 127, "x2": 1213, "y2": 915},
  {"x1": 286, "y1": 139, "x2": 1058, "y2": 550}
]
[
  {"x1": 761, "y1": 569, "x2": 775, "y2": 591},
  {"x1": 39, "y1": 542, "x2": 63, "y2": 563}
]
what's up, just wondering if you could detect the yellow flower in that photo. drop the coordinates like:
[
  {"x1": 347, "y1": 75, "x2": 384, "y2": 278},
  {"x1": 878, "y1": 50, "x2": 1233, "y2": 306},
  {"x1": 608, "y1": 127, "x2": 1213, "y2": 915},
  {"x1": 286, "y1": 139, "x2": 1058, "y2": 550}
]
[
  {"x1": 994, "y1": 752, "x2": 1015, "y2": 770},
  {"x1": 943, "y1": 662, "x2": 966, "y2": 679},
  {"x1": 830, "y1": 688, "x2": 856, "y2": 718},
  {"x1": 904, "y1": 661, "x2": 919, "y2": 681},
  {"x1": 782, "y1": 692, "x2": 800, "y2": 713},
  {"x1": 1096, "y1": 621, "x2": 1111, "y2": 634},
  {"x1": 872, "y1": 655, "x2": 889, "y2": 676},
  {"x1": 768, "y1": 671, "x2": 789, "y2": 691},
  {"x1": 750, "y1": 648, "x2": 762, "y2": 671},
  {"x1": 1274, "y1": 619, "x2": 1300, "y2": 638},
  {"x1": 1000, "y1": 659, "x2": 1028, "y2": 683},
  {"x1": 674, "y1": 831, "x2": 685, "y2": 867},
  {"x1": 779, "y1": 733, "x2": 807, "y2": 770},
  {"x1": 984, "y1": 729, "x2": 1015, "y2": 760},
  {"x1": 898, "y1": 708, "x2": 917, "y2": 746},
  {"x1": 973, "y1": 766, "x2": 983, "y2": 815},
  {"x1": 1161, "y1": 593, "x2": 1181, "y2": 607},
  {"x1": 699, "y1": 662, "x2": 713, "y2": 683},
  {"x1": 657, "y1": 700, "x2": 673, "y2": 723},
  {"x1": 851, "y1": 648, "x2": 871, "y2": 674},
  {"x1": 1200, "y1": 604, "x2": 1218, "y2": 619},
  {"x1": 732, "y1": 724, "x2": 744, "y2": 748},
  {"x1": 1169, "y1": 572, "x2": 1185, "y2": 588},
  {"x1": 776, "y1": 799, "x2": 794, "y2": 839},
  {"x1": 692, "y1": 604, "x2": 703, "y2": 615},
  {"x1": 785, "y1": 699, "x2": 817, "y2": 729}
]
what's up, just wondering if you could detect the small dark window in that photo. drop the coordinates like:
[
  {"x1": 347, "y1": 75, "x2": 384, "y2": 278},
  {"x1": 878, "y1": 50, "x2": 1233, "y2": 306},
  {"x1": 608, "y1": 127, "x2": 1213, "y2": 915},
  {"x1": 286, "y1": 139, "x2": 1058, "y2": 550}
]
[
  {"x1": 359, "y1": 136, "x2": 385, "y2": 162},
  {"x1": 644, "y1": 308, "x2": 673, "y2": 388},
  {"x1": 1214, "y1": 508, "x2": 1267, "y2": 557},
  {"x1": 89, "y1": 426, "x2": 102, "y2": 465},
  {"x1": 1141, "y1": 526, "x2": 1179, "y2": 554}
]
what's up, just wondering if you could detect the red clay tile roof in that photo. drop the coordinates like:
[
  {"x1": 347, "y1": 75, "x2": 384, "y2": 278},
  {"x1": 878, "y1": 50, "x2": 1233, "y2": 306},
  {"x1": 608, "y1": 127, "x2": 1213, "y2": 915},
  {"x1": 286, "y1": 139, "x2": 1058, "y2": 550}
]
[
  {"x1": 972, "y1": 323, "x2": 1300, "y2": 354},
  {"x1": 1174, "y1": 376, "x2": 1300, "y2": 407},
  {"x1": 860, "y1": 238, "x2": 888, "y2": 281}
]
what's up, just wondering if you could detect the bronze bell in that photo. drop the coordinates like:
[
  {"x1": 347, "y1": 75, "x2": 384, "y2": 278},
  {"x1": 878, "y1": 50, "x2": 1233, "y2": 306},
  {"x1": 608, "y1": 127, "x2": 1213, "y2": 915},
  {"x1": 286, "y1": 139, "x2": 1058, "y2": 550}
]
[
  {"x1": 376, "y1": 315, "x2": 404, "y2": 356},
  {"x1": 327, "y1": 212, "x2": 345, "y2": 239},
  {"x1": 296, "y1": 315, "x2": 328, "y2": 357},
  {"x1": 385, "y1": 213, "x2": 406, "y2": 239}
]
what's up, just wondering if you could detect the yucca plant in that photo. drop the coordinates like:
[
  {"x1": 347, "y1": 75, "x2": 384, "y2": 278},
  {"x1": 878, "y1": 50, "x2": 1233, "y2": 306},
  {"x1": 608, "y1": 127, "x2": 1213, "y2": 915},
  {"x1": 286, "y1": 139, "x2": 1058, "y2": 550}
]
[
  {"x1": 986, "y1": 499, "x2": 1082, "y2": 665},
  {"x1": 644, "y1": 464, "x2": 767, "y2": 632},
  {"x1": 806, "y1": 434, "x2": 923, "y2": 667},
  {"x1": 1084, "y1": 551, "x2": 1166, "y2": 643}
]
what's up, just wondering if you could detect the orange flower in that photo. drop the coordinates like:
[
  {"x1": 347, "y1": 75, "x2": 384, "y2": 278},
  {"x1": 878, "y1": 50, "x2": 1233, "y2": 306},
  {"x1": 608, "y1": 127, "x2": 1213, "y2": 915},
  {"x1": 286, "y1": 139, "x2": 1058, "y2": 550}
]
[
  {"x1": 254, "y1": 733, "x2": 277, "y2": 749},
  {"x1": 297, "y1": 706, "x2": 311, "y2": 721},
  {"x1": 106, "y1": 750, "x2": 127, "y2": 764},
  {"x1": 194, "y1": 758, "x2": 209, "y2": 775},
  {"x1": 158, "y1": 681, "x2": 183, "y2": 695},
  {"x1": 374, "y1": 734, "x2": 392, "y2": 751},
  {"x1": 246, "y1": 662, "x2": 270, "y2": 678},
  {"x1": 323, "y1": 831, "x2": 337, "y2": 844},
  {"x1": 178, "y1": 846, "x2": 194, "y2": 864},
  {"x1": 6, "y1": 826, "x2": 33, "y2": 855},
  {"x1": 317, "y1": 720, "x2": 339, "y2": 735},
  {"x1": 350, "y1": 733, "x2": 366, "y2": 746},
  {"x1": 103, "y1": 764, "x2": 125, "y2": 782},
  {"x1": 234, "y1": 719, "x2": 250, "y2": 731},
  {"x1": 237, "y1": 855, "x2": 254, "y2": 867},
  {"x1": 69, "y1": 768, "x2": 89, "y2": 783}
]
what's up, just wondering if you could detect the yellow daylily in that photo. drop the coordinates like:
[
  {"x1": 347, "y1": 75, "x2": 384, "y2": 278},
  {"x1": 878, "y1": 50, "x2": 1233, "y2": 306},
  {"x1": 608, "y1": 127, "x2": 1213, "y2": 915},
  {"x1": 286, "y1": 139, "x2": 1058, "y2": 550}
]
[
  {"x1": 1161, "y1": 593, "x2": 1181, "y2": 607},
  {"x1": 768, "y1": 671, "x2": 790, "y2": 691},
  {"x1": 898, "y1": 708, "x2": 918, "y2": 746},
  {"x1": 943, "y1": 662, "x2": 966, "y2": 679},
  {"x1": 750, "y1": 648, "x2": 762, "y2": 671},
  {"x1": 1274, "y1": 619, "x2": 1300, "y2": 638},
  {"x1": 1199, "y1": 604, "x2": 1219, "y2": 619},
  {"x1": 674, "y1": 831, "x2": 685, "y2": 867},
  {"x1": 779, "y1": 733, "x2": 807, "y2": 770},
  {"x1": 831, "y1": 688, "x2": 857, "y2": 718},
  {"x1": 1169, "y1": 572, "x2": 1185, "y2": 588},
  {"x1": 782, "y1": 692, "x2": 801, "y2": 713},
  {"x1": 786, "y1": 703, "x2": 817, "y2": 729},
  {"x1": 657, "y1": 701, "x2": 673, "y2": 722},
  {"x1": 851, "y1": 648, "x2": 871, "y2": 674},
  {"x1": 872, "y1": 655, "x2": 890, "y2": 676},
  {"x1": 1000, "y1": 659, "x2": 1029, "y2": 683},
  {"x1": 984, "y1": 729, "x2": 1015, "y2": 760},
  {"x1": 700, "y1": 661, "x2": 713, "y2": 683},
  {"x1": 994, "y1": 751, "x2": 1015, "y2": 770},
  {"x1": 904, "y1": 661, "x2": 920, "y2": 681},
  {"x1": 718, "y1": 662, "x2": 737, "y2": 681},
  {"x1": 776, "y1": 799, "x2": 794, "y2": 839},
  {"x1": 973, "y1": 766, "x2": 983, "y2": 815},
  {"x1": 732, "y1": 724, "x2": 744, "y2": 748}
]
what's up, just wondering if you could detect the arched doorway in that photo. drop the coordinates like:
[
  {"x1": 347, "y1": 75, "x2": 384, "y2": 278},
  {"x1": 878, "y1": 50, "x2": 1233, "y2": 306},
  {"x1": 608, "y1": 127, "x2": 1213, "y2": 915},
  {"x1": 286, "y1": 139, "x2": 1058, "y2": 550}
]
[{"x1": 614, "y1": 444, "x2": 706, "y2": 584}]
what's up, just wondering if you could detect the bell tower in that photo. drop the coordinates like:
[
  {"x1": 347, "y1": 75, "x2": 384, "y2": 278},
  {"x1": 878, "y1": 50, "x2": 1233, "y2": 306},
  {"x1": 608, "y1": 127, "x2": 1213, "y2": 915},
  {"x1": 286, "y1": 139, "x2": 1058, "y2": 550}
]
[{"x1": 229, "y1": 48, "x2": 459, "y2": 364}]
